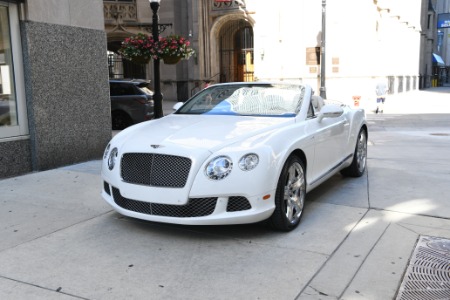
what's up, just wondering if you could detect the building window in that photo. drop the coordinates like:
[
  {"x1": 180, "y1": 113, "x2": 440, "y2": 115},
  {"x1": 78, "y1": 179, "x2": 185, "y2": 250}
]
[{"x1": 0, "y1": 3, "x2": 27, "y2": 139}]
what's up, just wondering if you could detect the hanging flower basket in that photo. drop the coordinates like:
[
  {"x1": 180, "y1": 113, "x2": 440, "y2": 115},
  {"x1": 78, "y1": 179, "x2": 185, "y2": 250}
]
[
  {"x1": 162, "y1": 55, "x2": 182, "y2": 65},
  {"x1": 158, "y1": 35, "x2": 194, "y2": 64},
  {"x1": 118, "y1": 33, "x2": 158, "y2": 65},
  {"x1": 119, "y1": 33, "x2": 194, "y2": 65}
]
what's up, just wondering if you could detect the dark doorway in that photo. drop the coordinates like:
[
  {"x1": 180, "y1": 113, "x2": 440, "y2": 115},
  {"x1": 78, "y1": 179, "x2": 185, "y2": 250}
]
[{"x1": 219, "y1": 19, "x2": 254, "y2": 82}]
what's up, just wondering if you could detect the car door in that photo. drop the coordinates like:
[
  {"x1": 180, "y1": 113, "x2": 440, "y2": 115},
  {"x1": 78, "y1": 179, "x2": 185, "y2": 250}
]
[{"x1": 304, "y1": 101, "x2": 348, "y2": 184}]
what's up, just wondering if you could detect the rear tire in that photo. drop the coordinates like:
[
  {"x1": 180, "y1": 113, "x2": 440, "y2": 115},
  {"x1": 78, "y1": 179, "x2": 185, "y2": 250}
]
[
  {"x1": 269, "y1": 155, "x2": 306, "y2": 231},
  {"x1": 341, "y1": 128, "x2": 367, "y2": 177},
  {"x1": 112, "y1": 111, "x2": 132, "y2": 130}
]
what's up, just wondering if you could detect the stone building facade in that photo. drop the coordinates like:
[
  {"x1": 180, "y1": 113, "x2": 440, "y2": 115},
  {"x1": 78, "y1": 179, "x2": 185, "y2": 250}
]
[
  {"x1": 0, "y1": 0, "x2": 111, "y2": 179},
  {"x1": 104, "y1": 0, "x2": 433, "y2": 103}
]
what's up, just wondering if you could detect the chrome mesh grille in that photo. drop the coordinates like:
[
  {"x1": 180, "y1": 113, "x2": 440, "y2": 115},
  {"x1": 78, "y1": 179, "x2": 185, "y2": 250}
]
[
  {"x1": 121, "y1": 153, "x2": 191, "y2": 188},
  {"x1": 227, "y1": 196, "x2": 252, "y2": 212},
  {"x1": 112, "y1": 187, "x2": 217, "y2": 217}
]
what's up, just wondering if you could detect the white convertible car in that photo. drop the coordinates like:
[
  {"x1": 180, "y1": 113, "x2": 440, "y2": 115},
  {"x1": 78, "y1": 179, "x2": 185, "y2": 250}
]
[{"x1": 102, "y1": 82, "x2": 367, "y2": 231}]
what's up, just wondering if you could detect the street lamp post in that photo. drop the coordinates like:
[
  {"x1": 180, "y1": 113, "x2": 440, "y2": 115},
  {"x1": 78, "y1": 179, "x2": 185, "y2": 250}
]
[
  {"x1": 320, "y1": 0, "x2": 327, "y2": 99},
  {"x1": 150, "y1": 0, "x2": 163, "y2": 119}
]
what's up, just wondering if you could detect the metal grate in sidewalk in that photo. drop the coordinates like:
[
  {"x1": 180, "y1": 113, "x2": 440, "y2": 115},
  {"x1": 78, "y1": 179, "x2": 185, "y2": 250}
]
[{"x1": 396, "y1": 236, "x2": 450, "y2": 300}]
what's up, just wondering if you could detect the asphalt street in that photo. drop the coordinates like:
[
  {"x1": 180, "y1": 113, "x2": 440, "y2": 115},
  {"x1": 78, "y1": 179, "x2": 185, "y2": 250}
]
[{"x1": 1, "y1": 87, "x2": 450, "y2": 300}]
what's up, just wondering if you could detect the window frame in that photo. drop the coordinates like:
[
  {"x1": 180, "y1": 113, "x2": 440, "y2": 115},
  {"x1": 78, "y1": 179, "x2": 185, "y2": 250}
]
[{"x1": 0, "y1": 2, "x2": 28, "y2": 140}]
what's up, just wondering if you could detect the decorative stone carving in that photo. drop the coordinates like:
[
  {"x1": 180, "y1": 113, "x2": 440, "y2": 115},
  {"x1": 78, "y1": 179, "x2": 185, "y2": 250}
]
[
  {"x1": 104, "y1": 2, "x2": 137, "y2": 22},
  {"x1": 212, "y1": 0, "x2": 246, "y2": 11}
]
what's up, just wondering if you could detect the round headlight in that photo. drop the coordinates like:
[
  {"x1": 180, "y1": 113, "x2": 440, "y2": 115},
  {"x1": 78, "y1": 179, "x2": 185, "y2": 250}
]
[
  {"x1": 103, "y1": 143, "x2": 111, "y2": 159},
  {"x1": 205, "y1": 156, "x2": 233, "y2": 180},
  {"x1": 108, "y1": 147, "x2": 118, "y2": 170},
  {"x1": 239, "y1": 153, "x2": 259, "y2": 171}
]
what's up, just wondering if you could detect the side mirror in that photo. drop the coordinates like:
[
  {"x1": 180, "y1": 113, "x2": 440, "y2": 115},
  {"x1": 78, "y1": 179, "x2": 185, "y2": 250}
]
[
  {"x1": 173, "y1": 102, "x2": 183, "y2": 111},
  {"x1": 318, "y1": 104, "x2": 344, "y2": 122}
]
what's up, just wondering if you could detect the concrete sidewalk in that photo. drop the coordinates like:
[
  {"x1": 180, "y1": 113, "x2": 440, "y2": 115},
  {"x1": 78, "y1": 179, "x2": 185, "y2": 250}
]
[{"x1": 1, "y1": 87, "x2": 449, "y2": 300}]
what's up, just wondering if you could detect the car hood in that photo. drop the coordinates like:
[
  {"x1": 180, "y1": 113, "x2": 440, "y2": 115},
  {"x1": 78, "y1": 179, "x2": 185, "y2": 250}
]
[{"x1": 114, "y1": 114, "x2": 294, "y2": 153}]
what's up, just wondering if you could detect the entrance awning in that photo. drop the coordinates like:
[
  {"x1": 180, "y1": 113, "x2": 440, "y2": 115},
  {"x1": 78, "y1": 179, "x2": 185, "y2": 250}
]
[{"x1": 432, "y1": 53, "x2": 446, "y2": 66}]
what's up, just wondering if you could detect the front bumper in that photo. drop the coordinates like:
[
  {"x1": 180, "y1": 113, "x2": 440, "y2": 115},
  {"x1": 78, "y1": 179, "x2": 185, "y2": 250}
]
[{"x1": 102, "y1": 181, "x2": 275, "y2": 225}]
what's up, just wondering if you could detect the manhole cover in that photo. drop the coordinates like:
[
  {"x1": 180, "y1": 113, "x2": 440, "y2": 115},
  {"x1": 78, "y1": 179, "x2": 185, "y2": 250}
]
[
  {"x1": 396, "y1": 236, "x2": 450, "y2": 300},
  {"x1": 430, "y1": 133, "x2": 450, "y2": 136}
]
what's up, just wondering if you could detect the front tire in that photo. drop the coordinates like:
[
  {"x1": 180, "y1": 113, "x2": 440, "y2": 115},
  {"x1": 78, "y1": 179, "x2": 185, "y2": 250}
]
[
  {"x1": 341, "y1": 128, "x2": 367, "y2": 177},
  {"x1": 269, "y1": 155, "x2": 306, "y2": 231}
]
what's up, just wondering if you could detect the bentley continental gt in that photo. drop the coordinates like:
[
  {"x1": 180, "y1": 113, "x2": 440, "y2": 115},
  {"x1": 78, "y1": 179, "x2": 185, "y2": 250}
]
[{"x1": 102, "y1": 82, "x2": 367, "y2": 231}]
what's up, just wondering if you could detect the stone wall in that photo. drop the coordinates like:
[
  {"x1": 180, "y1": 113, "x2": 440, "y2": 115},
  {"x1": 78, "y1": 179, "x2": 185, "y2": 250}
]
[
  {"x1": 0, "y1": 139, "x2": 32, "y2": 179},
  {"x1": 20, "y1": 21, "x2": 111, "y2": 171}
]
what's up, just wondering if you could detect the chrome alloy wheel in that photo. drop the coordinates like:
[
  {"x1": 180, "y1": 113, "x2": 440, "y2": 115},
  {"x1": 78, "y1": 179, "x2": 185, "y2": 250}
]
[
  {"x1": 283, "y1": 162, "x2": 306, "y2": 224},
  {"x1": 356, "y1": 131, "x2": 367, "y2": 174}
]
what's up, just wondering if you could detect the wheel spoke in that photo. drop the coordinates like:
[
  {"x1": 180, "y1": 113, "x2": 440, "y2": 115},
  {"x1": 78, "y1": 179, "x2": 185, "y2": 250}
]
[
  {"x1": 291, "y1": 195, "x2": 303, "y2": 213},
  {"x1": 288, "y1": 167, "x2": 296, "y2": 181},
  {"x1": 286, "y1": 200, "x2": 294, "y2": 220},
  {"x1": 290, "y1": 176, "x2": 303, "y2": 191}
]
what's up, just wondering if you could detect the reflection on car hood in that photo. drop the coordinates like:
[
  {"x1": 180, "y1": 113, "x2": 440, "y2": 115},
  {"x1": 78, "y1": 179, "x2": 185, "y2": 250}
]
[{"x1": 117, "y1": 114, "x2": 294, "y2": 152}]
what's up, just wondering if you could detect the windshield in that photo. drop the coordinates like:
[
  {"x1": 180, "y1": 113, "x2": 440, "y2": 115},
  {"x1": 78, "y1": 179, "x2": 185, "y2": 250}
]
[{"x1": 176, "y1": 84, "x2": 306, "y2": 117}]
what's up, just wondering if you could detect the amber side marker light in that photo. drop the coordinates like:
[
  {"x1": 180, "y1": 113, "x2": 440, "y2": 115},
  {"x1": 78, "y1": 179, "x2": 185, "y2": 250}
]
[{"x1": 263, "y1": 194, "x2": 271, "y2": 200}]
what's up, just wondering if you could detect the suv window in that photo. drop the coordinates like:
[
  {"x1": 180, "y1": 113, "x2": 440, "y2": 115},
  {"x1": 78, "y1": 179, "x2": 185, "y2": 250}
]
[{"x1": 110, "y1": 82, "x2": 137, "y2": 96}]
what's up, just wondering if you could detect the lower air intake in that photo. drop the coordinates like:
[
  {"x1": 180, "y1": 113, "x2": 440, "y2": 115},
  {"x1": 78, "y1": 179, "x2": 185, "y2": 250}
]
[
  {"x1": 112, "y1": 187, "x2": 216, "y2": 218},
  {"x1": 227, "y1": 196, "x2": 252, "y2": 212}
]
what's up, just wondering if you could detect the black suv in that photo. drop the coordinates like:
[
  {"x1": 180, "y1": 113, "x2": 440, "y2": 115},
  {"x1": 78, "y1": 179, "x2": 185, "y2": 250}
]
[{"x1": 109, "y1": 79, "x2": 154, "y2": 129}]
